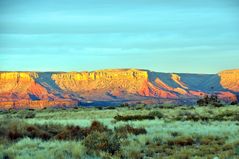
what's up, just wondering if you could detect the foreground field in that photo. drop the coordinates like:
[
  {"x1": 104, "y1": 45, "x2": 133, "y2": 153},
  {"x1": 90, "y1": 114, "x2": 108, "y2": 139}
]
[{"x1": 0, "y1": 105, "x2": 239, "y2": 159}]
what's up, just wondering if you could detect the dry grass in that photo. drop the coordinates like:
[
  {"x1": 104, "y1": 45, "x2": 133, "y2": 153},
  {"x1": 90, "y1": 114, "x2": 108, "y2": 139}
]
[{"x1": 1, "y1": 105, "x2": 239, "y2": 158}]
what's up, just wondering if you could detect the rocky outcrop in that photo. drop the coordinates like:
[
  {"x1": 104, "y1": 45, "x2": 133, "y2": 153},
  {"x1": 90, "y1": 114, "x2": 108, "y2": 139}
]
[
  {"x1": 219, "y1": 69, "x2": 239, "y2": 92},
  {"x1": 0, "y1": 72, "x2": 49, "y2": 101},
  {"x1": 171, "y1": 74, "x2": 188, "y2": 89},
  {"x1": 51, "y1": 69, "x2": 148, "y2": 93},
  {"x1": 216, "y1": 91, "x2": 238, "y2": 103},
  {"x1": 0, "y1": 72, "x2": 76, "y2": 109},
  {"x1": 0, "y1": 68, "x2": 238, "y2": 109}
]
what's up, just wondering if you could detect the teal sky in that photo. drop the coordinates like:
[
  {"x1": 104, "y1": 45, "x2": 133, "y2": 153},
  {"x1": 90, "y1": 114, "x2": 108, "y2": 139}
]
[{"x1": 0, "y1": 0, "x2": 239, "y2": 73}]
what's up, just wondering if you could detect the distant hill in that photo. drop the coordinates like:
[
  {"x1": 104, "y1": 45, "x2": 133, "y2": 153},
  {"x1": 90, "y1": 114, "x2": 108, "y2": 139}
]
[{"x1": 0, "y1": 69, "x2": 238, "y2": 109}]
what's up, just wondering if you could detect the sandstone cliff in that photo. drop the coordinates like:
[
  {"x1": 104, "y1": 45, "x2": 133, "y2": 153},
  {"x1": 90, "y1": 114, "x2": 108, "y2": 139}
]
[
  {"x1": 219, "y1": 69, "x2": 239, "y2": 92},
  {"x1": 0, "y1": 69, "x2": 238, "y2": 109},
  {"x1": 0, "y1": 72, "x2": 76, "y2": 109},
  {"x1": 51, "y1": 69, "x2": 148, "y2": 93}
]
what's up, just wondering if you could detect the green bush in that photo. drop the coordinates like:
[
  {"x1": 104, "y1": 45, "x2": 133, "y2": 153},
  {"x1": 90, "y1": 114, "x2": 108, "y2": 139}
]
[
  {"x1": 0, "y1": 119, "x2": 111, "y2": 142},
  {"x1": 148, "y1": 111, "x2": 164, "y2": 119},
  {"x1": 170, "y1": 131, "x2": 181, "y2": 137},
  {"x1": 83, "y1": 131, "x2": 120, "y2": 155},
  {"x1": 176, "y1": 111, "x2": 203, "y2": 121},
  {"x1": 115, "y1": 125, "x2": 147, "y2": 138},
  {"x1": 54, "y1": 125, "x2": 87, "y2": 140},
  {"x1": 167, "y1": 136, "x2": 194, "y2": 146},
  {"x1": 119, "y1": 103, "x2": 129, "y2": 107},
  {"x1": 234, "y1": 113, "x2": 239, "y2": 121},
  {"x1": 235, "y1": 145, "x2": 239, "y2": 155},
  {"x1": 89, "y1": 120, "x2": 110, "y2": 133},
  {"x1": 114, "y1": 114, "x2": 155, "y2": 121},
  {"x1": 231, "y1": 101, "x2": 238, "y2": 105},
  {"x1": 197, "y1": 95, "x2": 223, "y2": 107},
  {"x1": 17, "y1": 110, "x2": 36, "y2": 119}
]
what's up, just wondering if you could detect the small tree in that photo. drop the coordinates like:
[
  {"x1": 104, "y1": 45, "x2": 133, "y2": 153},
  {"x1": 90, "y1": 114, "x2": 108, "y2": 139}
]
[
  {"x1": 197, "y1": 95, "x2": 209, "y2": 106},
  {"x1": 231, "y1": 101, "x2": 238, "y2": 105},
  {"x1": 197, "y1": 94, "x2": 223, "y2": 107},
  {"x1": 119, "y1": 103, "x2": 129, "y2": 107}
]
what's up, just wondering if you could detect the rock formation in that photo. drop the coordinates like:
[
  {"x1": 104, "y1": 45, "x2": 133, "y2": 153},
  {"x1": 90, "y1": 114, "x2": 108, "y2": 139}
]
[
  {"x1": 219, "y1": 69, "x2": 239, "y2": 92},
  {"x1": 0, "y1": 68, "x2": 238, "y2": 109}
]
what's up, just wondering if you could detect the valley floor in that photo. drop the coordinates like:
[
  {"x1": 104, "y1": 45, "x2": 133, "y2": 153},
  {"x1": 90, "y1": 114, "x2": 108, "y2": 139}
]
[{"x1": 0, "y1": 105, "x2": 239, "y2": 159}]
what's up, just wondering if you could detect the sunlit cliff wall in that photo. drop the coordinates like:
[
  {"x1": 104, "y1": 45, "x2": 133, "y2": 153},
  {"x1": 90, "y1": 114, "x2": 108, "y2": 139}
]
[{"x1": 0, "y1": 69, "x2": 238, "y2": 109}]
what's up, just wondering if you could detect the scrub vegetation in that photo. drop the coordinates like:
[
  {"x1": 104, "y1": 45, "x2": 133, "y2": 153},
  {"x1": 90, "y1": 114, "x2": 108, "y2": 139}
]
[{"x1": 0, "y1": 104, "x2": 239, "y2": 159}]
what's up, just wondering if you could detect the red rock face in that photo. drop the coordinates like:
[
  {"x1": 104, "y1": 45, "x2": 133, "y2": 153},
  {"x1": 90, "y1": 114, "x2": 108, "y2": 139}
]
[
  {"x1": 216, "y1": 92, "x2": 238, "y2": 103},
  {"x1": 219, "y1": 69, "x2": 239, "y2": 92},
  {"x1": 0, "y1": 72, "x2": 76, "y2": 109},
  {"x1": 138, "y1": 81, "x2": 177, "y2": 98},
  {"x1": 0, "y1": 72, "x2": 47, "y2": 101},
  {"x1": 189, "y1": 91, "x2": 206, "y2": 97},
  {"x1": 0, "y1": 69, "x2": 238, "y2": 109}
]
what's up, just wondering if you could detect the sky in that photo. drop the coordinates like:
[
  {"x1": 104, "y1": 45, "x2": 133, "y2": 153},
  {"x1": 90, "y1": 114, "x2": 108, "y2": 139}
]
[{"x1": 0, "y1": 0, "x2": 239, "y2": 73}]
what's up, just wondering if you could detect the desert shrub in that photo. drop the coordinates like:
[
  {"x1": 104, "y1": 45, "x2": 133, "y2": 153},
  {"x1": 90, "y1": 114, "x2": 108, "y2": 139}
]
[
  {"x1": 54, "y1": 125, "x2": 86, "y2": 140},
  {"x1": 127, "y1": 151, "x2": 144, "y2": 159},
  {"x1": 235, "y1": 145, "x2": 239, "y2": 155},
  {"x1": 119, "y1": 103, "x2": 129, "y2": 107},
  {"x1": 72, "y1": 106, "x2": 79, "y2": 109},
  {"x1": 213, "y1": 111, "x2": 237, "y2": 121},
  {"x1": 44, "y1": 121, "x2": 109, "y2": 140},
  {"x1": 37, "y1": 124, "x2": 63, "y2": 135},
  {"x1": 140, "y1": 134, "x2": 235, "y2": 158},
  {"x1": 197, "y1": 95, "x2": 223, "y2": 107},
  {"x1": 6, "y1": 120, "x2": 28, "y2": 140},
  {"x1": 176, "y1": 111, "x2": 203, "y2": 121},
  {"x1": 197, "y1": 136, "x2": 225, "y2": 145},
  {"x1": 0, "y1": 119, "x2": 115, "y2": 143},
  {"x1": 96, "y1": 106, "x2": 103, "y2": 110},
  {"x1": 197, "y1": 98, "x2": 207, "y2": 106},
  {"x1": 0, "y1": 124, "x2": 6, "y2": 138},
  {"x1": 212, "y1": 102, "x2": 224, "y2": 107},
  {"x1": 170, "y1": 131, "x2": 181, "y2": 137},
  {"x1": 89, "y1": 120, "x2": 110, "y2": 133},
  {"x1": 104, "y1": 106, "x2": 116, "y2": 110},
  {"x1": 7, "y1": 129, "x2": 23, "y2": 140},
  {"x1": 160, "y1": 105, "x2": 176, "y2": 109},
  {"x1": 167, "y1": 136, "x2": 194, "y2": 146},
  {"x1": 0, "y1": 110, "x2": 8, "y2": 115},
  {"x1": 234, "y1": 113, "x2": 239, "y2": 121},
  {"x1": 231, "y1": 101, "x2": 238, "y2": 105},
  {"x1": 133, "y1": 104, "x2": 145, "y2": 110},
  {"x1": 167, "y1": 135, "x2": 225, "y2": 147},
  {"x1": 5, "y1": 121, "x2": 54, "y2": 141},
  {"x1": 7, "y1": 109, "x2": 17, "y2": 114},
  {"x1": 16, "y1": 110, "x2": 36, "y2": 119},
  {"x1": 24, "y1": 111, "x2": 36, "y2": 118},
  {"x1": 114, "y1": 114, "x2": 155, "y2": 121},
  {"x1": 2, "y1": 154, "x2": 10, "y2": 159},
  {"x1": 25, "y1": 125, "x2": 48, "y2": 140},
  {"x1": 148, "y1": 111, "x2": 164, "y2": 119},
  {"x1": 115, "y1": 125, "x2": 147, "y2": 138},
  {"x1": 83, "y1": 131, "x2": 120, "y2": 155}
]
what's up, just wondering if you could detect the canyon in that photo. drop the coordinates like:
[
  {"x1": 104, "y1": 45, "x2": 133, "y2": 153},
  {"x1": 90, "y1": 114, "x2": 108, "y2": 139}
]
[{"x1": 0, "y1": 69, "x2": 238, "y2": 109}]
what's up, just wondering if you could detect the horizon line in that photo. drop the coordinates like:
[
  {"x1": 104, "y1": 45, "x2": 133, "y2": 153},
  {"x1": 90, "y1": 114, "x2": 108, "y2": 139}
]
[{"x1": 0, "y1": 67, "x2": 238, "y2": 75}]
